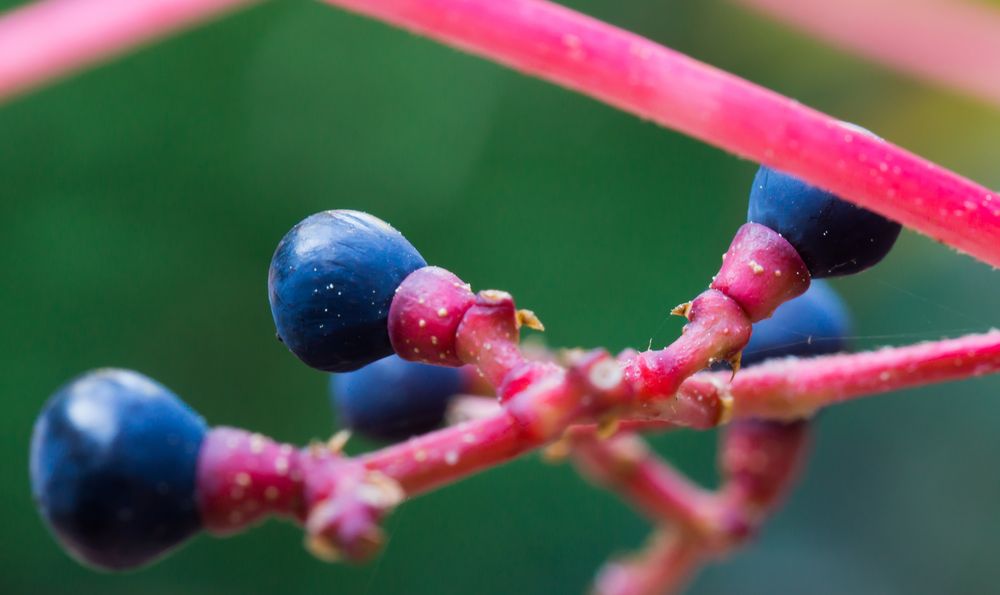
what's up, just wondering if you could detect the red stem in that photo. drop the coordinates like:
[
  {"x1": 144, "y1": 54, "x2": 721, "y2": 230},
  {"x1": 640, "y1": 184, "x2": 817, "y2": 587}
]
[
  {"x1": 593, "y1": 530, "x2": 707, "y2": 595},
  {"x1": 359, "y1": 413, "x2": 530, "y2": 496},
  {"x1": 568, "y1": 431, "x2": 714, "y2": 531},
  {"x1": 0, "y1": 0, "x2": 257, "y2": 103},
  {"x1": 4, "y1": 0, "x2": 997, "y2": 264},
  {"x1": 701, "y1": 329, "x2": 1000, "y2": 420},
  {"x1": 319, "y1": 0, "x2": 1000, "y2": 267},
  {"x1": 359, "y1": 329, "x2": 1000, "y2": 497}
]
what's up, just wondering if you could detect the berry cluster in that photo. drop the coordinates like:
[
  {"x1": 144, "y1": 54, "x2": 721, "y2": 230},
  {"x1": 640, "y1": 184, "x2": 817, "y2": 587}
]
[{"x1": 30, "y1": 149, "x2": 903, "y2": 586}]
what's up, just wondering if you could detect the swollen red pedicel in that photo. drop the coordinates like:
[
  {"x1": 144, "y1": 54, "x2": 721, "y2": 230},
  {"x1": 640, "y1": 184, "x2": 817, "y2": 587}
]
[
  {"x1": 711, "y1": 223, "x2": 811, "y2": 322},
  {"x1": 197, "y1": 427, "x2": 306, "y2": 534},
  {"x1": 455, "y1": 290, "x2": 528, "y2": 390},
  {"x1": 389, "y1": 266, "x2": 476, "y2": 366}
]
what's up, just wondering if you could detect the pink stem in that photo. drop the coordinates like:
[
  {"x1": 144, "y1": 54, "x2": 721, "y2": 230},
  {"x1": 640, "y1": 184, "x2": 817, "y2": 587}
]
[
  {"x1": 359, "y1": 412, "x2": 531, "y2": 496},
  {"x1": 736, "y1": 0, "x2": 1000, "y2": 108},
  {"x1": 594, "y1": 530, "x2": 706, "y2": 595},
  {"x1": 712, "y1": 329, "x2": 1000, "y2": 420},
  {"x1": 320, "y1": 0, "x2": 1000, "y2": 267},
  {"x1": 568, "y1": 432, "x2": 714, "y2": 531},
  {"x1": 358, "y1": 330, "x2": 1000, "y2": 497},
  {"x1": 0, "y1": 0, "x2": 258, "y2": 103}
]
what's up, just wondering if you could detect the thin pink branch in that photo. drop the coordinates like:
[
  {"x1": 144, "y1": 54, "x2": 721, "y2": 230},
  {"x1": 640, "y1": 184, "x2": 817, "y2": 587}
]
[
  {"x1": 594, "y1": 530, "x2": 706, "y2": 595},
  {"x1": 568, "y1": 432, "x2": 714, "y2": 530},
  {"x1": 713, "y1": 329, "x2": 1000, "y2": 420},
  {"x1": 320, "y1": 0, "x2": 1000, "y2": 267},
  {"x1": 0, "y1": 0, "x2": 258, "y2": 103},
  {"x1": 736, "y1": 0, "x2": 1000, "y2": 108}
]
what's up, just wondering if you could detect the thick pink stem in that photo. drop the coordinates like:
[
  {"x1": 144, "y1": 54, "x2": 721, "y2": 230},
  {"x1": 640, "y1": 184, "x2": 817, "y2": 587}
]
[
  {"x1": 737, "y1": 0, "x2": 1000, "y2": 108},
  {"x1": 320, "y1": 0, "x2": 1000, "y2": 266},
  {"x1": 0, "y1": 0, "x2": 257, "y2": 103}
]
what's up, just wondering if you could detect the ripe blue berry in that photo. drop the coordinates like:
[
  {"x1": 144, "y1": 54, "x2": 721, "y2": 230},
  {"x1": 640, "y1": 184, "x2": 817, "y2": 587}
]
[
  {"x1": 742, "y1": 280, "x2": 852, "y2": 365},
  {"x1": 30, "y1": 369, "x2": 206, "y2": 570},
  {"x1": 747, "y1": 166, "x2": 901, "y2": 278},
  {"x1": 269, "y1": 210, "x2": 427, "y2": 372},
  {"x1": 330, "y1": 355, "x2": 466, "y2": 441}
]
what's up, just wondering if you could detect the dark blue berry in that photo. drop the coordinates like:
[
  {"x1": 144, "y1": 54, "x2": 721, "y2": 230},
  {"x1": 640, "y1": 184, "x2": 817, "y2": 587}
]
[
  {"x1": 747, "y1": 166, "x2": 901, "y2": 278},
  {"x1": 330, "y1": 355, "x2": 465, "y2": 441},
  {"x1": 742, "y1": 280, "x2": 852, "y2": 366},
  {"x1": 269, "y1": 210, "x2": 427, "y2": 372},
  {"x1": 30, "y1": 369, "x2": 206, "y2": 570}
]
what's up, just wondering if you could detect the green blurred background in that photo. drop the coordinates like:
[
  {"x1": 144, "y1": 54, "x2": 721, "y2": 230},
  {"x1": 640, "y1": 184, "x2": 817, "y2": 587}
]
[{"x1": 2, "y1": 0, "x2": 1000, "y2": 593}]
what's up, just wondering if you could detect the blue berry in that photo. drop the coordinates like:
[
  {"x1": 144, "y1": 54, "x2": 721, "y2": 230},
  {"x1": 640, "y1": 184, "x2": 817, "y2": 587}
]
[
  {"x1": 269, "y1": 210, "x2": 427, "y2": 372},
  {"x1": 747, "y1": 166, "x2": 901, "y2": 278},
  {"x1": 30, "y1": 369, "x2": 206, "y2": 570},
  {"x1": 330, "y1": 355, "x2": 466, "y2": 441},
  {"x1": 742, "y1": 280, "x2": 852, "y2": 366}
]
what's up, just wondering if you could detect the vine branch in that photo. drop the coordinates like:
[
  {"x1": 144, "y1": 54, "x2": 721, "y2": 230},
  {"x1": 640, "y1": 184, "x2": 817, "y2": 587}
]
[
  {"x1": 3, "y1": 0, "x2": 997, "y2": 267},
  {"x1": 318, "y1": 0, "x2": 1000, "y2": 267}
]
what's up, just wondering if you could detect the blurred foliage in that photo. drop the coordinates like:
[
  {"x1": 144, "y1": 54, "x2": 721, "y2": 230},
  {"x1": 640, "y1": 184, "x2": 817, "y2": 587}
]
[{"x1": 1, "y1": 0, "x2": 1000, "y2": 593}]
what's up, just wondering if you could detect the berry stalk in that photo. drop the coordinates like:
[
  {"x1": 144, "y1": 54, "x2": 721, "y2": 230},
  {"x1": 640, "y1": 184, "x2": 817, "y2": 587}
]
[
  {"x1": 319, "y1": 0, "x2": 1000, "y2": 267},
  {"x1": 574, "y1": 420, "x2": 811, "y2": 595},
  {"x1": 685, "y1": 329, "x2": 1000, "y2": 421},
  {"x1": 567, "y1": 432, "x2": 715, "y2": 534},
  {"x1": 593, "y1": 530, "x2": 706, "y2": 595},
  {"x1": 0, "y1": 0, "x2": 258, "y2": 103},
  {"x1": 359, "y1": 413, "x2": 527, "y2": 495}
]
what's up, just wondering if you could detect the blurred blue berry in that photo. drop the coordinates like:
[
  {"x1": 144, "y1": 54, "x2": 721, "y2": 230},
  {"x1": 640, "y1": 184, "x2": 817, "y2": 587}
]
[
  {"x1": 331, "y1": 355, "x2": 466, "y2": 441},
  {"x1": 30, "y1": 369, "x2": 206, "y2": 570},
  {"x1": 742, "y1": 280, "x2": 852, "y2": 365}
]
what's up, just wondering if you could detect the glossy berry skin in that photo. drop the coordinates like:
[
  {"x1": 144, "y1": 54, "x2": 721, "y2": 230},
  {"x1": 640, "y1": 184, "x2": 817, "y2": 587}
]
[
  {"x1": 747, "y1": 166, "x2": 901, "y2": 278},
  {"x1": 30, "y1": 369, "x2": 207, "y2": 571},
  {"x1": 330, "y1": 355, "x2": 466, "y2": 441},
  {"x1": 269, "y1": 210, "x2": 427, "y2": 372},
  {"x1": 742, "y1": 280, "x2": 852, "y2": 366}
]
